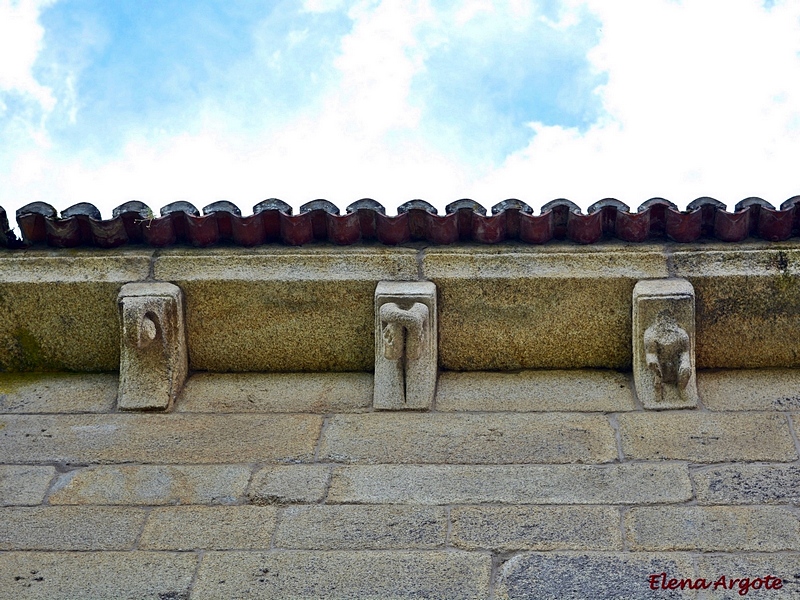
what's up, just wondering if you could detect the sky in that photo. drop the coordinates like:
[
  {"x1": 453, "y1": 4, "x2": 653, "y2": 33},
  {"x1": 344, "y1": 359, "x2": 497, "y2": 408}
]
[{"x1": 1, "y1": 0, "x2": 799, "y2": 221}]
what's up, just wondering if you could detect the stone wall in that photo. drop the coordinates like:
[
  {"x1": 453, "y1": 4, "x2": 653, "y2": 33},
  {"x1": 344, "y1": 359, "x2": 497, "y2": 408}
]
[
  {"x1": 1, "y1": 370, "x2": 799, "y2": 598},
  {"x1": 1, "y1": 242, "x2": 799, "y2": 598}
]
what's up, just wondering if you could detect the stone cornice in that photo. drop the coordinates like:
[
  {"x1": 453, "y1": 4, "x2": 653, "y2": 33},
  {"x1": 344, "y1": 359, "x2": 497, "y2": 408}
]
[{"x1": 1, "y1": 242, "x2": 799, "y2": 372}]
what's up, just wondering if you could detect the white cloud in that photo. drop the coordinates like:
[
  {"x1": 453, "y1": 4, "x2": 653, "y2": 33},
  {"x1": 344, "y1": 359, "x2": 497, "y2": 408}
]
[
  {"x1": 454, "y1": 0, "x2": 495, "y2": 26},
  {"x1": 302, "y1": 0, "x2": 348, "y2": 13},
  {"x1": 3, "y1": 0, "x2": 800, "y2": 221},
  {"x1": 1, "y1": 0, "x2": 472, "y2": 216},
  {"x1": 327, "y1": 0, "x2": 430, "y2": 137},
  {"x1": 475, "y1": 0, "x2": 800, "y2": 209},
  {"x1": 0, "y1": 0, "x2": 57, "y2": 114}
]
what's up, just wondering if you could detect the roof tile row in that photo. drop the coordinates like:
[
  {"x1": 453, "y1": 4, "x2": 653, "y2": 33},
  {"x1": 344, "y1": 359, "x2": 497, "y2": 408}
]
[{"x1": 2, "y1": 196, "x2": 800, "y2": 248}]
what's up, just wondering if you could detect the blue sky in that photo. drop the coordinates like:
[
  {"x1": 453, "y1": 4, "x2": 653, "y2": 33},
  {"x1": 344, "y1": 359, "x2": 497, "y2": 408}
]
[{"x1": 1, "y1": 0, "x2": 799, "y2": 218}]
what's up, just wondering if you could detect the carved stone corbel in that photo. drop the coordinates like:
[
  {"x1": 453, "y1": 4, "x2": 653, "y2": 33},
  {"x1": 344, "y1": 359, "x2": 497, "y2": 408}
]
[
  {"x1": 118, "y1": 282, "x2": 187, "y2": 411},
  {"x1": 633, "y1": 279, "x2": 698, "y2": 409},
  {"x1": 374, "y1": 281, "x2": 437, "y2": 410}
]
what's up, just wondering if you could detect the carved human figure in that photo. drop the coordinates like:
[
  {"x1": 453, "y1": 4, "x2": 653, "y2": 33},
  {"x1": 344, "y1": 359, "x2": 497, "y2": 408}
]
[
  {"x1": 379, "y1": 302, "x2": 429, "y2": 361},
  {"x1": 643, "y1": 312, "x2": 691, "y2": 396}
]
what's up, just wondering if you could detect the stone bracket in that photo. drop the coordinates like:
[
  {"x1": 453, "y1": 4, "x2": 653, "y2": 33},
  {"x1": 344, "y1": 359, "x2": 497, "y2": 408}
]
[
  {"x1": 374, "y1": 281, "x2": 437, "y2": 410},
  {"x1": 118, "y1": 282, "x2": 187, "y2": 411},
  {"x1": 633, "y1": 278, "x2": 698, "y2": 409}
]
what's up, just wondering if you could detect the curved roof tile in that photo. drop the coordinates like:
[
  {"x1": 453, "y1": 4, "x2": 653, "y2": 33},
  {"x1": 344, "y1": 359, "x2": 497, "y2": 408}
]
[{"x1": 4, "y1": 196, "x2": 800, "y2": 248}]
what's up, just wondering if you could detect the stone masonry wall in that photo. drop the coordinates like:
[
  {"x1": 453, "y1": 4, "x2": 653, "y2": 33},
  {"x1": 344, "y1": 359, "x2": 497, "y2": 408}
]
[{"x1": 1, "y1": 369, "x2": 799, "y2": 599}]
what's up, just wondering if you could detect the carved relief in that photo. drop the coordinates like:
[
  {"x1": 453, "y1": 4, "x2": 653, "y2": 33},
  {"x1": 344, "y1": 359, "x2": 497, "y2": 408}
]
[
  {"x1": 644, "y1": 313, "x2": 692, "y2": 397},
  {"x1": 633, "y1": 279, "x2": 698, "y2": 409},
  {"x1": 380, "y1": 302, "x2": 429, "y2": 361},
  {"x1": 118, "y1": 283, "x2": 187, "y2": 411},
  {"x1": 374, "y1": 282, "x2": 437, "y2": 410}
]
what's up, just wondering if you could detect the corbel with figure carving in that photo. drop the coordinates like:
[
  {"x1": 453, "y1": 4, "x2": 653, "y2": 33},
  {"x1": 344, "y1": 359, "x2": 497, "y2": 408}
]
[
  {"x1": 633, "y1": 279, "x2": 699, "y2": 409},
  {"x1": 374, "y1": 281, "x2": 437, "y2": 410},
  {"x1": 118, "y1": 282, "x2": 187, "y2": 411}
]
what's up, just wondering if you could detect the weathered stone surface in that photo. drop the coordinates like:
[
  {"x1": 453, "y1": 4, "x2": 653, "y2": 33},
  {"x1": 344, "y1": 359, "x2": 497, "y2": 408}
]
[
  {"x1": 632, "y1": 278, "x2": 698, "y2": 409},
  {"x1": 139, "y1": 506, "x2": 277, "y2": 550},
  {"x1": 374, "y1": 281, "x2": 437, "y2": 410},
  {"x1": 193, "y1": 550, "x2": 491, "y2": 599},
  {"x1": 275, "y1": 505, "x2": 447, "y2": 549},
  {"x1": 48, "y1": 465, "x2": 250, "y2": 505},
  {"x1": 117, "y1": 282, "x2": 187, "y2": 411},
  {"x1": 4, "y1": 244, "x2": 800, "y2": 374},
  {"x1": 694, "y1": 554, "x2": 800, "y2": 600},
  {"x1": 0, "y1": 413, "x2": 322, "y2": 464},
  {"x1": 8, "y1": 246, "x2": 800, "y2": 597},
  {"x1": 0, "y1": 506, "x2": 146, "y2": 550},
  {"x1": 698, "y1": 368, "x2": 800, "y2": 411},
  {"x1": 693, "y1": 463, "x2": 800, "y2": 504},
  {"x1": 672, "y1": 246, "x2": 800, "y2": 368},
  {"x1": 618, "y1": 412, "x2": 797, "y2": 462},
  {"x1": 0, "y1": 466, "x2": 55, "y2": 506},
  {"x1": 423, "y1": 245, "x2": 668, "y2": 370},
  {"x1": 450, "y1": 506, "x2": 620, "y2": 551},
  {"x1": 495, "y1": 552, "x2": 697, "y2": 600},
  {"x1": 626, "y1": 506, "x2": 800, "y2": 551},
  {"x1": 328, "y1": 464, "x2": 692, "y2": 505},
  {"x1": 319, "y1": 413, "x2": 617, "y2": 464},
  {"x1": 0, "y1": 373, "x2": 117, "y2": 413},
  {"x1": 0, "y1": 250, "x2": 153, "y2": 371},
  {"x1": 177, "y1": 372, "x2": 372, "y2": 413},
  {"x1": 0, "y1": 552, "x2": 198, "y2": 600},
  {"x1": 248, "y1": 465, "x2": 330, "y2": 505},
  {"x1": 154, "y1": 247, "x2": 418, "y2": 372},
  {"x1": 435, "y1": 370, "x2": 634, "y2": 412}
]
